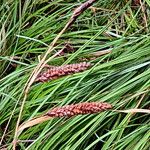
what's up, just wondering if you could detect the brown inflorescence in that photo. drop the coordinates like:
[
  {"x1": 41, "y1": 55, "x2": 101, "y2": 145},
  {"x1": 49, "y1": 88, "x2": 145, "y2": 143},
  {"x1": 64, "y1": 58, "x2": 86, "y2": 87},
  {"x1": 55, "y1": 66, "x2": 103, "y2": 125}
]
[
  {"x1": 46, "y1": 102, "x2": 112, "y2": 118},
  {"x1": 35, "y1": 62, "x2": 91, "y2": 82}
]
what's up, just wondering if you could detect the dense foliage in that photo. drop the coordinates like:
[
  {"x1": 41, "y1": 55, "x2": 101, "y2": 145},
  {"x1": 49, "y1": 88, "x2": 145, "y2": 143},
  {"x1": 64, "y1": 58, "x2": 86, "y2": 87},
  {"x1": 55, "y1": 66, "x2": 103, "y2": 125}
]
[{"x1": 0, "y1": 0, "x2": 150, "y2": 149}]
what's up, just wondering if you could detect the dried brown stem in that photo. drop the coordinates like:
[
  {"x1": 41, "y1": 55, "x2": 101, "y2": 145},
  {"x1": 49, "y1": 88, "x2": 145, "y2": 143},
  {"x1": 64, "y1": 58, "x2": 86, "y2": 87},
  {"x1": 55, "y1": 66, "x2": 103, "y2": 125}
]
[
  {"x1": 18, "y1": 116, "x2": 52, "y2": 132},
  {"x1": 114, "y1": 93, "x2": 149, "y2": 115},
  {"x1": 68, "y1": 0, "x2": 96, "y2": 27},
  {"x1": 115, "y1": 109, "x2": 150, "y2": 114}
]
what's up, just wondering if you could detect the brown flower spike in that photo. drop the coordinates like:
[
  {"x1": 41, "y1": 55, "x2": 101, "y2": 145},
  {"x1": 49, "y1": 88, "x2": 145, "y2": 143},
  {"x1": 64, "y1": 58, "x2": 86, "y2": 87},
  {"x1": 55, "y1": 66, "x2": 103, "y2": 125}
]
[
  {"x1": 18, "y1": 102, "x2": 112, "y2": 132},
  {"x1": 46, "y1": 102, "x2": 112, "y2": 117},
  {"x1": 36, "y1": 62, "x2": 91, "y2": 82}
]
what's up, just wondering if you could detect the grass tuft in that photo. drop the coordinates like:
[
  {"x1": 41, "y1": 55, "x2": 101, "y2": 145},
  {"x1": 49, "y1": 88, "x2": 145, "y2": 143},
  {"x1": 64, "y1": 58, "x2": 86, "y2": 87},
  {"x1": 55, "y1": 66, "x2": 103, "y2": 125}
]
[{"x1": 0, "y1": 0, "x2": 150, "y2": 149}]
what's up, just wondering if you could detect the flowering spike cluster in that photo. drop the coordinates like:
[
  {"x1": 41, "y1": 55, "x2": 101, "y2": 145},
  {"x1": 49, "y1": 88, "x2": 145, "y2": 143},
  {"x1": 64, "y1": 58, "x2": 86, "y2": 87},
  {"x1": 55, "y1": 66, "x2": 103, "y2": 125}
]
[
  {"x1": 46, "y1": 102, "x2": 112, "y2": 118},
  {"x1": 36, "y1": 62, "x2": 91, "y2": 82}
]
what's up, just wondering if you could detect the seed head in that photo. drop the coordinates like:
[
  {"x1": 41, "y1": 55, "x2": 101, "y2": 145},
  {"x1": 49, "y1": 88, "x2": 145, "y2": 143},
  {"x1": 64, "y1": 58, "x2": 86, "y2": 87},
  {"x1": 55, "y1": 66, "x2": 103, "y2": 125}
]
[
  {"x1": 36, "y1": 62, "x2": 91, "y2": 82},
  {"x1": 46, "y1": 102, "x2": 112, "y2": 118}
]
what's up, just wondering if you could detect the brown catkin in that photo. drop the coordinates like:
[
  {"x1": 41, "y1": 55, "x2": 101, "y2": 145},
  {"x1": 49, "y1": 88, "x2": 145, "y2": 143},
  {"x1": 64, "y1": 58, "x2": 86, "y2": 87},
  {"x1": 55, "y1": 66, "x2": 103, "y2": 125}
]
[
  {"x1": 35, "y1": 62, "x2": 91, "y2": 82},
  {"x1": 46, "y1": 102, "x2": 112, "y2": 117}
]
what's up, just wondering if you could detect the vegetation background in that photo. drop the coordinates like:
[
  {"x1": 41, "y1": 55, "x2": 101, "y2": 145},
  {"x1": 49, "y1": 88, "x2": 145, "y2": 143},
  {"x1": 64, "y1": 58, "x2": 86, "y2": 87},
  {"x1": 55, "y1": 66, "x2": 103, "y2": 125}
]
[{"x1": 0, "y1": 0, "x2": 150, "y2": 149}]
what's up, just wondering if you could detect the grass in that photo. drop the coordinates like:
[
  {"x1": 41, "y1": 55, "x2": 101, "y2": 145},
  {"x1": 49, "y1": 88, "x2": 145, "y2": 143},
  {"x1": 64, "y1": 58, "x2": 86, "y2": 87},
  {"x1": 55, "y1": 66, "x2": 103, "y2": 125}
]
[{"x1": 0, "y1": 0, "x2": 150, "y2": 149}]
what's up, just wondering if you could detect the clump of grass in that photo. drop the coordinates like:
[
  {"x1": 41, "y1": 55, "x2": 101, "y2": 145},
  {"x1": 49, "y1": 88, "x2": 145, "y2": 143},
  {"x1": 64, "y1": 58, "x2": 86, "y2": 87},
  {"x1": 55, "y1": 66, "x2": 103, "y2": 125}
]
[{"x1": 0, "y1": 0, "x2": 150, "y2": 150}]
